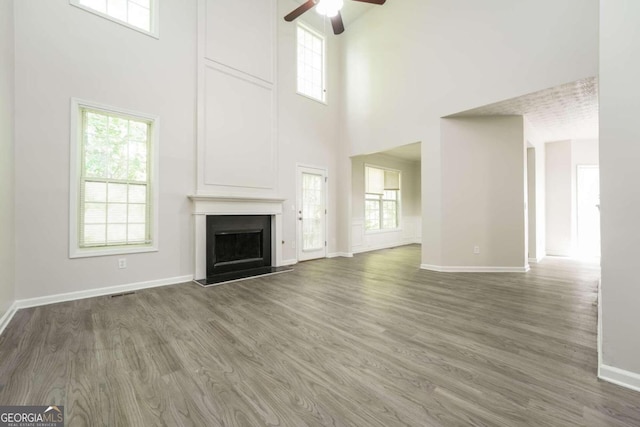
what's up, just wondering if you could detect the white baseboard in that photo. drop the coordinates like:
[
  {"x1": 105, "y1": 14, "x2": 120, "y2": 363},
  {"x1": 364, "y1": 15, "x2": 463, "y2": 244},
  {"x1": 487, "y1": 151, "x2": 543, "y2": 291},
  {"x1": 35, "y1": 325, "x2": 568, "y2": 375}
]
[
  {"x1": 327, "y1": 252, "x2": 354, "y2": 258},
  {"x1": 0, "y1": 301, "x2": 19, "y2": 337},
  {"x1": 599, "y1": 364, "x2": 640, "y2": 393},
  {"x1": 281, "y1": 259, "x2": 298, "y2": 266},
  {"x1": 528, "y1": 257, "x2": 544, "y2": 263},
  {"x1": 420, "y1": 264, "x2": 530, "y2": 273},
  {"x1": 591, "y1": 281, "x2": 639, "y2": 395},
  {"x1": 15, "y1": 274, "x2": 194, "y2": 310}
]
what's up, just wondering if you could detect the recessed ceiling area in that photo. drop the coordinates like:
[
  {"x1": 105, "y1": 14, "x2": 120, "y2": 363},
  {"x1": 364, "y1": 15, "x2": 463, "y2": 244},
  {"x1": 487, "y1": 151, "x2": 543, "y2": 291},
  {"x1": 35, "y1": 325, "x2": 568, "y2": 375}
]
[
  {"x1": 446, "y1": 77, "x2": 598, "y2": 142},
  {"x1": 380, "y1": 142, "x2": 422, "y2": 162}
]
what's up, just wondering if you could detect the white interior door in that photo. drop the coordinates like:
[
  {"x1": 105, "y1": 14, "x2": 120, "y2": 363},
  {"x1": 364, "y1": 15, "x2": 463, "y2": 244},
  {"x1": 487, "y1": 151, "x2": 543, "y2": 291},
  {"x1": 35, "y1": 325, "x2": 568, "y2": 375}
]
[
  {"x1": 577, "y1": 165, "x2": 600, "y2": 257},
  {"x1": 297, "y1": 166, "x2": 327, "y2": 261}
]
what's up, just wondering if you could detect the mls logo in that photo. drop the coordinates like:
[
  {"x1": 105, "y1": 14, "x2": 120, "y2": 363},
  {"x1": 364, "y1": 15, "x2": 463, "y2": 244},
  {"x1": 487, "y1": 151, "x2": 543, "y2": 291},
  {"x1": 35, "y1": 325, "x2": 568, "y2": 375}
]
[{"x1": 0, "y1": 405, "x2": 64, "y2": 426}]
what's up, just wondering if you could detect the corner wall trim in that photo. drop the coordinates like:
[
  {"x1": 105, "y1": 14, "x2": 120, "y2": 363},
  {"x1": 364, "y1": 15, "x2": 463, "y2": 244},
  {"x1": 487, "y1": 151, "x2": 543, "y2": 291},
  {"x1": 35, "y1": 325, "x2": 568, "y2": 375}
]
[
  {"x1": 15, "y1": 275, "x2": 194, "y2": 310},
  {"x1": 599, "y1": 364, "x2": 640, "y2": 393},
  {"x1": 420, "y1": 264, "x2": 530, "y2": 273},
  {"x1": 328, "y1": 252, "x2": 354, "y2": 258},
  {"x1": 0, "y1": 302, "x2": 19, "y2": 337}
]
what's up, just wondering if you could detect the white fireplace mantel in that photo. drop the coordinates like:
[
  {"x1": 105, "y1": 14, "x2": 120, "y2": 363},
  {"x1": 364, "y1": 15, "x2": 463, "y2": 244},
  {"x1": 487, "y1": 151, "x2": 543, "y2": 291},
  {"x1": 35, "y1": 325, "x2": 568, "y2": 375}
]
[
  {"x1": 188, "y1": 194, "x2": 286, "y2": 215},
  {"x1": 188, "y1": 194, "x2": 285, "y2": 281}
]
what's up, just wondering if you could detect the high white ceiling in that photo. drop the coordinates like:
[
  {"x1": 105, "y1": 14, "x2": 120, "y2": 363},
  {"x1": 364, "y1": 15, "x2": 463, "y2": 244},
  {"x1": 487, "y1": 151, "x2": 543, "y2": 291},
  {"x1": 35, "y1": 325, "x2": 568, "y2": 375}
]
[
  {"x1": 447, "y1": 77, "x2": 599, "y2": 142},
  {"x1": 289, "y1": 0, "x2": 379, "y2": 29},
  {"x1": 339, "y1": 0, "x2": 378, "y2": 24}
]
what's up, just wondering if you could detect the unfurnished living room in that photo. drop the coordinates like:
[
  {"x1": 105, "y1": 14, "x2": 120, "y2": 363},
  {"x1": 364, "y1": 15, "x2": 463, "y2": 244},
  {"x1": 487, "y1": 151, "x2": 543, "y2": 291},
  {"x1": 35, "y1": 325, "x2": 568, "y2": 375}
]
[{"x1": 1, "y1": 0, "x2": 639, "y2": 425}]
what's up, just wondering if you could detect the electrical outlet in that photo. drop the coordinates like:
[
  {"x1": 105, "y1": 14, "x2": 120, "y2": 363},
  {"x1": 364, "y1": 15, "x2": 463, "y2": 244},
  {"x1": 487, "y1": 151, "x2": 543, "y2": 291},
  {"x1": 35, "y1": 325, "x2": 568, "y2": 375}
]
[
  {"x1": 473, "y1": 246, "x2": 480, "y2": 254},
  {"x1": 118, "y1": 258, "x2": 127, "y2": 269}
]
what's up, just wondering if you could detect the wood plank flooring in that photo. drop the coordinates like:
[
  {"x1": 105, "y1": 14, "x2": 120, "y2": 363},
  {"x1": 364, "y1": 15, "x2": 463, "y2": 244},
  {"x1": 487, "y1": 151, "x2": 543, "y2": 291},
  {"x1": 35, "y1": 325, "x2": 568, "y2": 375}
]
[{"x1": 1, "y1": 245, "x2": 639, "y2": 426}]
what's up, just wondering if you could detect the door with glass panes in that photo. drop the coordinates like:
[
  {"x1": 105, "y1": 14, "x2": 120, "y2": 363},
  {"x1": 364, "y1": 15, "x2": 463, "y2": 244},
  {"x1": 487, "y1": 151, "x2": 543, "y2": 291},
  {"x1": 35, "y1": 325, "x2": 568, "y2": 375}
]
[{"x1": 297, "y1": 166, "x2": 327, "y2": 261}]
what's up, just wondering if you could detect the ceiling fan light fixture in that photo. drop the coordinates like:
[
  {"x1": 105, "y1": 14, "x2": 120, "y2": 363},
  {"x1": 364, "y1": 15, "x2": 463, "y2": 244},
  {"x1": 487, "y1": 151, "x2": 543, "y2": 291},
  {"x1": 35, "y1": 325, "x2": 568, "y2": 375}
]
[
  {"x1": 316, "y1": 0, "x2": 344, "y2": 17},
  {"x1": 285, "y1": 0, "x2": 385, "y2": 35}
]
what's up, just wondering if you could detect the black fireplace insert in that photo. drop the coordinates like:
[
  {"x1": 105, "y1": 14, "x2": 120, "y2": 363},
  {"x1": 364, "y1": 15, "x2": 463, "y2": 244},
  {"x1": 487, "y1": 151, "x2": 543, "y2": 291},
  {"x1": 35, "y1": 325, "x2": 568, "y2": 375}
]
[{"x1": 206, "y1": 215, "x2": 272, "y2": 280}]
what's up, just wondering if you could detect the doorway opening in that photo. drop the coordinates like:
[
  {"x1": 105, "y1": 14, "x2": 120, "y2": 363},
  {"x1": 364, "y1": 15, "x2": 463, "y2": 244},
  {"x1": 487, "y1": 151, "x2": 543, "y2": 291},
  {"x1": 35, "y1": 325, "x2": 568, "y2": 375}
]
[{"x1": 576, "y1": 165, "x2": 600, "y2": 257}]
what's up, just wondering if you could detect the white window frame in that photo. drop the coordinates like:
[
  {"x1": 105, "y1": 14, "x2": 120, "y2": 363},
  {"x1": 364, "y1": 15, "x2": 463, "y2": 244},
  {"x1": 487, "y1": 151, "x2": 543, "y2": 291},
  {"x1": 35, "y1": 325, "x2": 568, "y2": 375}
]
[
  {"x1": 70, "y1": 0, "x2": 160, "y2": 39},
  {"x1": 364, "y1": 164, "x2": 402, "y2": 233},
  {"x1": 69, "y1": 98, "x2": 160, "y2": 258},
  {"x1": 296, "y1": 22, "x2": 327, "y2": 104}
]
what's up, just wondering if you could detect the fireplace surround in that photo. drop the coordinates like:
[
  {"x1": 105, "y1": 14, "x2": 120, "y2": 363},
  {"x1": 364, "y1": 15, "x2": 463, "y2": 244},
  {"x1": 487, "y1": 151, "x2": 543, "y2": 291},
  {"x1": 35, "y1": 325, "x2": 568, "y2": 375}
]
[
  {"x1": 206, "y1": 214, "x2": 271, "y2": 277},
  {"x1": 189, "y1": 195, "x2": 288, "y2": 285}
]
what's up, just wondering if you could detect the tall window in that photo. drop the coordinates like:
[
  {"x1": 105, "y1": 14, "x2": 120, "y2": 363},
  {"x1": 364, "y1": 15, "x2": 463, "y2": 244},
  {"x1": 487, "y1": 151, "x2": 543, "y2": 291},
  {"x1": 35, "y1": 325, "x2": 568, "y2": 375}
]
[
  {"x1": 70, "y1": 0, "x2": 158, "y2": 38},
  {"x1": 297, "y1": 24, "x2": 325, "y2": 103},
  {"x1": 365, "y1": 166, "x2": 401, "y2": 231},
  {"x1": 70, "y1": 99, "x2": 158, "y2": 258}
]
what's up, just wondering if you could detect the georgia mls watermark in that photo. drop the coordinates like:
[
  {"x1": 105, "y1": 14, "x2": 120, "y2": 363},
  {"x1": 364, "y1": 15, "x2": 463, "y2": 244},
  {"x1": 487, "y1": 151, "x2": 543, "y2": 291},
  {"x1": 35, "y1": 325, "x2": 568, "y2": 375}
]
[{"x1": 0, "y1": 406, "x2": 64, "y2": 427}]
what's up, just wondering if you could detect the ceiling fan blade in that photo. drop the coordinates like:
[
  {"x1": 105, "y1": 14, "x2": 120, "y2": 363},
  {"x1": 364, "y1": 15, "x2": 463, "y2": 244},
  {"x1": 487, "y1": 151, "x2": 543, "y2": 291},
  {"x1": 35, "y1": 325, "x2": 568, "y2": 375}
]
[
  {"x1": 284, "y1": 0, "x2": 316, "y2": 22},
  {"x1": 331, "y1": 12, "x2": 345, "y2": 35},
  {"x1": 352, "y1": 0, "x2": 386, "y2": 4}
]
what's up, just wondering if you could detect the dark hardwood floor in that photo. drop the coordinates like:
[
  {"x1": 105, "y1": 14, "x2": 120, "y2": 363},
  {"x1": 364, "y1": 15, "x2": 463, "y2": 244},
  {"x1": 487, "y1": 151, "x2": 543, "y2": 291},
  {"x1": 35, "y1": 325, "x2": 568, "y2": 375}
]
[{"x1": 1, "y1": 245, "x2": 639, "y2": 426}]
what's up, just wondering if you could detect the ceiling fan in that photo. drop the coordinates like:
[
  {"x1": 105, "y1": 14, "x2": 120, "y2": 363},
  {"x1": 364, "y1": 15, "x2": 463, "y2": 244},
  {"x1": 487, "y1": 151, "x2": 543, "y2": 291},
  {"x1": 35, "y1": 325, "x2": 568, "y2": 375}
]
[{"x1": 284, "y1": 0, "x2": 386, "y2": 35}]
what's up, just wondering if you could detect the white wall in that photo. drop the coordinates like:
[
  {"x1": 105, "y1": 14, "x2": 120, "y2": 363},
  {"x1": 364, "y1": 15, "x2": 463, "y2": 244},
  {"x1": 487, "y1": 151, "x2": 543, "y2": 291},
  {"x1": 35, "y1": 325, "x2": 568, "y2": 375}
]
[
  {"x1": 198, "y1": 0, "x2": 278, "y2": 196},
  {"x1": 545, "y1": 139, "x2": 599, "y2": 257},
  {"x1": 573, "y1": 139, "x2": 599, "y2": 165},
  {"x1": 534, "y1": 144, "x2": 546, "y2": 259},
  {"x1": 199, "y1": 1, "x2": 343, "y2": 263},
  {"x1": 439, "y1": 116, "x2": 526, "y2": 269},
  {"x1": 13, "y1": 0, "x2": 197, "y2": 299},
  {"x1": 0, "y1": 0, "x2": 15, "y2": 317},
  {"x1": 336, "y1": 137, "x2": 352, "y2": 256},
  {"x1": 599, "y1": 0, "x2": 640, "y2": 378},
  {"x1": 351, "y1": 153, "x2": 421, "y2": 253},
  {"x1": 341, "y1": 0, "x2": 599, "y2": 267},
  {"x1": 545, "y1": 140, "x2": 573, "y2": 256},
  {"x1": 277, "y1": 1, "x2": 343, "y2": 260},
  {"x1": 571, "y1": 139, "x2": 599, "y2": 254},
  {"x1": 524, "y1": 117, "x2": 547, "y2": 261},
  {"x1": 527, "y1": 148, "x2": 536, "y2": 260},
  {"x1": 10, "y1": 0, "x2": 345, "y2": 303}
]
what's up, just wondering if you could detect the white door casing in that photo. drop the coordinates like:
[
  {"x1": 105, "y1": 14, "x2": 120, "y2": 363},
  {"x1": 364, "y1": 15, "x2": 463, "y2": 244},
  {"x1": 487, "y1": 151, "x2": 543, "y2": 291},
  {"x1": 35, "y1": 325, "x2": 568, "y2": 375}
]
[{"x1": 297, "y1": 165, "x2": 328, "y2": 261}]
